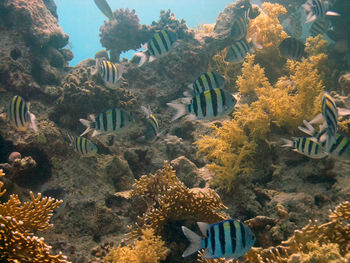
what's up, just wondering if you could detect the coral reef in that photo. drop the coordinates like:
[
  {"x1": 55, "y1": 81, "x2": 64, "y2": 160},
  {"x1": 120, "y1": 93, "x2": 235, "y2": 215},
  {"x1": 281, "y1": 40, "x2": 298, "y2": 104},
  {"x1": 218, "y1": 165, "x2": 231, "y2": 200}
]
[
  {"x1": 0, "y1": 169, "x2": 70, "y2": 262},
  {"x1": 104, "y1": 228, "x2": 169, "y2": 263}
]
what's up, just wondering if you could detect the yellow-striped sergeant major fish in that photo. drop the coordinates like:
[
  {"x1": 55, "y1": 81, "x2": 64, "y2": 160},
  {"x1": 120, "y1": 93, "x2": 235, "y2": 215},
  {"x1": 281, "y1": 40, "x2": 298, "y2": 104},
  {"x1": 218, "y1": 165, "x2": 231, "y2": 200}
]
[
  {"x1": 68, "y1": 135, "x2": 98, "y2": 156},
  {"x1": 281, "y1": 137, "x2": 328, "y2": 159},
  {"x1": 186, "y1": 72, "x2": 225, "y2": 96},
  {"x1": 94, "y1": 0, "x2": 114, "y2": 20},
  {"x1": 298, "y1": 119, "x2": 350, "y2": 160},
  {"x1": 93, "y1": 58, "x2": 124, "y2": 89},
  {"x1": 140, "y1": 106, "x2": 162, "y2": 143},
  {"x1": 134, "y1": 30, "x2": 178, "y2": 67},
  {"x1": 181, "y1": 219, "x2": 255, "y2": 259},
  {"x1": 167, "y1": 88, "x2": 237, "y2": 121},
  {"x1": 80, "y1": 108, "x2": 133, "y2": 137},
  {"x1": 308, "y1": 92, "x2": 350, "y2": 151},
  {"x1": 7, "y1": 95, "x2": 38, "y2": 132},
  {"x1": 225, "y1": 33, "x2": 261, "y2": 63},
  {"x1": 230, "y1": 6, "x2": 251, "y2": 41},
  {"x1": 302, "y1": 0, "x2": 340, "y2": 23}
]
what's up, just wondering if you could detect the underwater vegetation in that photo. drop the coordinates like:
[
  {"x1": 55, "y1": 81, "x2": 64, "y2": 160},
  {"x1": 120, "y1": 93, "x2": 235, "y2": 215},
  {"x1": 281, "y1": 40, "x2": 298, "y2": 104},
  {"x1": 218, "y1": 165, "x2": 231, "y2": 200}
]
[
  {"x1": 0, "y1": 169, "x2": 69, "y2": 262},
  {"x1": 196, "y1": 44, "x2": 326, "y2": 192}
]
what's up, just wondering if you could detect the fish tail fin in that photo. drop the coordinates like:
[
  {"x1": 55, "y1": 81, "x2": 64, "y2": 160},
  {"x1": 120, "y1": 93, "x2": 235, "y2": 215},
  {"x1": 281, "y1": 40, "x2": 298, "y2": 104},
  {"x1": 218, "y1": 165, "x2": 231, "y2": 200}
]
[
  {"x1": 79, "y1": 118, "x2": 92, "y2": 136},
  {"x1": 281, "y1": 138, "x2": 293, "y2": 148},
  {"x1": 167, "y1": 102, "x2": 187, "y2": 121},
  {"x1": 134, "y1": 52, "x2": 147, "y2": 67},
  {"x1": 181, "y1": 226, "x2": 203, "y2": 258},
  {"x1": 298, "y1": 120, "x2": 317, "y2": 137}
]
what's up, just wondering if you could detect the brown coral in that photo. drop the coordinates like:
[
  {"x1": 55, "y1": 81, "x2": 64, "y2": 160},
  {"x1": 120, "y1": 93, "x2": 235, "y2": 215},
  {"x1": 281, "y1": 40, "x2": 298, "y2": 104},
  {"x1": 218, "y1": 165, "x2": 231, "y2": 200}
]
[
  {"x1": 129, "y1": 162, "x2": 228, "y2": 237},
  {"x1": 0, "y1": 170, "x2": 70, "y2": 262}
]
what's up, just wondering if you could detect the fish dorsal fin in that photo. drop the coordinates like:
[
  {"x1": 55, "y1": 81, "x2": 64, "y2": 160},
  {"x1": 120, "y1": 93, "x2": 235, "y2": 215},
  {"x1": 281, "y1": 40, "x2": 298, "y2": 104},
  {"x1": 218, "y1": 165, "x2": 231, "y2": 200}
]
[{"x1": 197, "y1": 222, "x2": 210, "y2": 236}]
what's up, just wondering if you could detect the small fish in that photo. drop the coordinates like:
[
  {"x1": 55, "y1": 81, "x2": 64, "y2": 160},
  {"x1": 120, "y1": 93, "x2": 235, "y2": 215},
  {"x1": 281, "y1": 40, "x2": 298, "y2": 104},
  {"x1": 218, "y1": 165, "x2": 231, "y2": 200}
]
[
  {"x1": 95, "y1": 58, "x2": 124, "y2": 87},
  {"x1": 302, "y1": 0, "x2": 340, "y2": 23},
  {"x1": 94, "y1": 0, "x2": 114, "y2": 20},
  {"x1": 167, "y1": 88, "x2": 237, "y2": 121},
  {"x1": 181, "y1": 219, "x2": 255, "y2": 259},
  {"x1": 309, "y1": 92, "x2": 350, "y2": 151},
  {"x1": 190, "y1": 72, "x2": 225, "y2": 95},
  {"x1": 281, "y1": 137, "x2": 328, "y2": 159},
  {"x1": 298, "y1": 120, "x2": 350, "y2": 160},
  {"x1": 310, "y1": 17, "x2": 331, "y2": 36},
  {"x1": 80, "y1": 108, "x2": 133, "y2": 137},
  {"x1": 141, "y1": 106, "x2": 160, "y2": 143},
  {"x1": 225, "y1": 39, "x2": 255, "y2": 63},
  {"x1": 278, "y1": 37, "x2": 307, "y2": 60},
  {"x1": 134, "y1": 30, "x2": 177, "y2": 67},
  {"x1": 283, "y1": 11, "x2": 303, "y2": 39},
  {"x1": 69, "y1": 136, "x2": 98, "y2": 156},
  {"x1": 231, "y1": 10, "x2": 250, "y2": 41},
  {"x1": 7, "y1": 95, "x2": 38, "y2": 132}
]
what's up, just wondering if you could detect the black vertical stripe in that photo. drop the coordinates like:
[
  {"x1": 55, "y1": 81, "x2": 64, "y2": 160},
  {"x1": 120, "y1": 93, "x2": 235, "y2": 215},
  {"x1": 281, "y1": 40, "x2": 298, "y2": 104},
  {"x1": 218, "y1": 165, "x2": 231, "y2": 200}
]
[
  {"x1": 210, "y1": 89, "x2": 218, "y2": 116},
  {"x1": 315, "y1": 143, "x2": 319, "y2": 155},
  {"x1": 79, "y1": 137, "x2": 84, "y2": 154},
  {"x1": 308, "y1": 140, "x2": 313, "y2": 155},
  {"x1": 212, "y1": 73, "x2": 219, "y2": 88},
  {"x1": 339, "y1": 138, "x2": 350, "y2": 155},
  {"x1": 159, "y1": 30, "x2": 169, "y2": 51},
  {"x1": 210, "y1": 226, "x2": 216, "y2": 255},
  {"x1": 204, "y1": 73, "x2": 213, "y2": 90},
  {"x1": 111, "y1": 63, "x2": 116, "y2": 83},
  {"x1": 13, "y1": 96, "x2": 19, "y2": 127},
  {"x1": 330, "y1": 135, "x2": 344, "y2": 153},
  {"x1": 193, "y1": 81, "x2": 199, "y2": 94},
  {"x1": 301, "y1": 137, "x2": 306, "y2": 152},
  {"x1": 199, "y1": 92, "x2": 207, "y2": 117},
  {"x1": 74, "y1": 138, "x2": 79, "y2": 153},
  {"x1": 102, "y1": 61, "x2": 106, "y2": 78},
  {"x1": 218, "y1": 222, "x2": 226, "y2": 255},
  {"x1": 102, "y1": 112, "x2": 108, "y2": 131},
  {"x1": 120, "y1": 110, "x2": 124, "y2": 129},
  {"x1": 105, "y1": 62, "x2": 110, "y2": 82},
  {"x1": 229, "y1": 220, "x2": 236, "y2": 253},
  {"x1": 197, "y1": 76, "x2": 205, "y2": 93},
  {"x1": 219, "y1": 89, "x2": 226, "y2": 107},
  {"x1": 96, "y1": 115, "x2": 101, "y2": 130},
  {"x1": 296, "y1": 138, "x2": 301, "y2": 150},
  {"x1": 204, "y1": 237, "x2": 208, "y2": 248},
  {"x1": 18, "y1": 97, "x2": 25, "y2": 127},
  {"x1": 148, "y1": 41, "x2": 156, "y2": 57},
  {"x1": 151, "y1": 34, "x2": 162, "y2": 55},
  {"x1": 240, "y1": 222, "x2": 246, "y2": 248},
  {"x1": 192, "y1": 97, "x2": 198, "y2": 116},
  {"x1": 112, "y1": 108, "x2": 117, "y2": 130}
]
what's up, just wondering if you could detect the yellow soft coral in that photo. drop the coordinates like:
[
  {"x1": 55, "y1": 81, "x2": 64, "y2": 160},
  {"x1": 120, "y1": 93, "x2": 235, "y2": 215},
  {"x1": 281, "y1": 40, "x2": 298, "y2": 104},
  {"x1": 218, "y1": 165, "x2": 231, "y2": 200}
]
[
  {"x1": 104, "y1": 228, "x2": 169, "y2": 263},
  {"x1": 0, "y1": 170, "x2": 69, "y2": 263}
]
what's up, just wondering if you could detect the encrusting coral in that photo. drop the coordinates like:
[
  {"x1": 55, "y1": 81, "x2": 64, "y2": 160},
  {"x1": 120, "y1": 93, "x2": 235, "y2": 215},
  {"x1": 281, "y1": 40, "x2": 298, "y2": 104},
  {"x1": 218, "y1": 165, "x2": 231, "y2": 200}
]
[
  {"x1": 0, "y1": 169, "x2": 70, "y2": 262},
  {"x1": 104, "y1": 228, "x2": 169, "y2": 263}
]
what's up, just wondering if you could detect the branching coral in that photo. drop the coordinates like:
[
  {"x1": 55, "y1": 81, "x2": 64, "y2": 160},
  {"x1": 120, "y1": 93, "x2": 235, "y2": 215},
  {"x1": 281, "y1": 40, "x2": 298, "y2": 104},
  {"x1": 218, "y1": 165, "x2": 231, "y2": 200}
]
[
  {"x1": 104, "y1": 228, "x2": 169, "y2": 263},
  {"x1": 0, "y1": 170, "x2": 69, "y2": 262},
  {"x1": 129, "y1": 162, "x2": 228, "y2": 237}
]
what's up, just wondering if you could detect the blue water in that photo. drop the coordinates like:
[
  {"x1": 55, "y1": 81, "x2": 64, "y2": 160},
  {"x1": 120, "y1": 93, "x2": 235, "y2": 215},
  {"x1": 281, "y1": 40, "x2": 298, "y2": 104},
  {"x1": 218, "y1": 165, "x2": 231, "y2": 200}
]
[{"x1": 55, "y1": 0, "x2": 235, "y2": 65}]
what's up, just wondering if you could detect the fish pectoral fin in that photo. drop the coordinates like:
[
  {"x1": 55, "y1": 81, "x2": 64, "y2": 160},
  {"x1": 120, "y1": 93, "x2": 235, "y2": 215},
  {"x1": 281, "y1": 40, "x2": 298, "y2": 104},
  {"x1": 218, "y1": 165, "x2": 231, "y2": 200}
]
[{"x1": 326, "y1": 11, "x2": 340, "y2": 16}]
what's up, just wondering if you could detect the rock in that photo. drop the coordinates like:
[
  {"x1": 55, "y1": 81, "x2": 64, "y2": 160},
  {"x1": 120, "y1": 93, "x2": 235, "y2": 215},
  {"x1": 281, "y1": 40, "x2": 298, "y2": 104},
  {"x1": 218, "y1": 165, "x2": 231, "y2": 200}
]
[
  {"x1": 170, "y1": 156, "x2": 205, "y2": 188},
  {"x1": 95, "y1": 50, "x2": 109, "y2": 60}
]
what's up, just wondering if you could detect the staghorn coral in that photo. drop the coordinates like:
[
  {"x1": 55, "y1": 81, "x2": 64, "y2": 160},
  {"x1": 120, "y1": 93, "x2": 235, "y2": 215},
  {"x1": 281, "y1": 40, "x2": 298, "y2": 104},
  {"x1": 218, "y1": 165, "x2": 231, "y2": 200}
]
[
  {"x1": 129, "y1": 162, "x2": 228, "y2": 237},
  {"x1": 104, "y1": 228, "x2": 169, "y2": 263},
  {"x1": 0, "y1": 170, "x2": 69, "y2": 262}
]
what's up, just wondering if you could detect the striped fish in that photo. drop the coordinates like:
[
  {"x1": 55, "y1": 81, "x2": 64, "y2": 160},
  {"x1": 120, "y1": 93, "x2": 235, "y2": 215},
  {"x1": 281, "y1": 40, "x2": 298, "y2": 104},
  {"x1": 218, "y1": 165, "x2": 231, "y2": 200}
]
[
  {"x1": 7, "y1": 95, "x2": 38, "y2": 132},
  {"x1": 278, "y1": 37, "x2": 307, "y2": 60},
  {"x1": 167, "y1": 88, "x2": 237, "y2": 121},
  {"x1": 94, "y1": 0, "x2": 114, "y2": 20},
  {"x1": 281, "y1": 137, "x2": 328, "y2": 159},
  {"x1": 71, "y1": 136, "x2": 98, "y2": 156},
  {"x1": 96, "y1": 58, "x2": 124, "y2": 87},
  {"x1": 230, "y1": 11, "x2": 250, "y2": 41},
  {"x1": 79, "y1": 108, "x2": 133, "y2": 137},
  {"x1": 225, "y1": 39, "x2": 254, "y2": 63},
  {"x1": 191, "y1": 72, "x2": 225, "y2": 95},
  {"x1": 302, "y1": 0, "x2": 340, "y2": 23},
  {"x1": 310, "y1": 17, "x2": 331, "y2": 36},
  {"x1": 283, "y1": 10, "x2": 303, "y2": 39},
  {"x1": 298, "y1": 120, "x2": 350, "y2": 160},
  {"x1": 141, "y1": 106, "x2": 160, "y2": 143},
  {"x1": 182, "y1": 219, "x2": 255, "y2": 259},
  {"x1": 134, "y1": 30, "x2": 177, "y2": 67}
]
